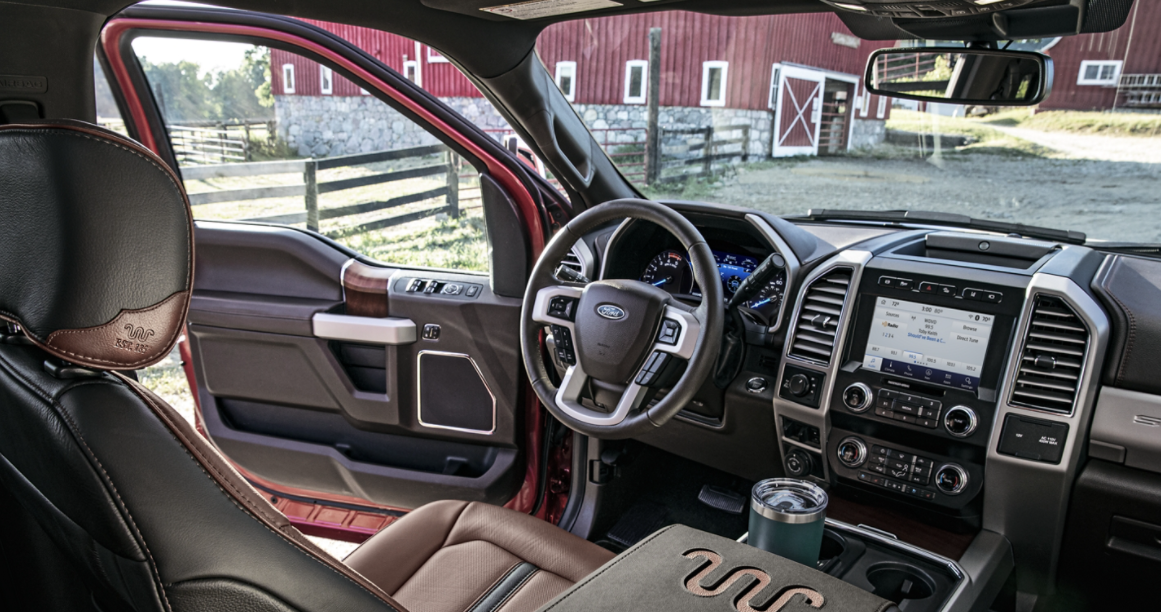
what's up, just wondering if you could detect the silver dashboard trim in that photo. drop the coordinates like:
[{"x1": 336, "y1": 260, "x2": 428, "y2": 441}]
[
  {"x1": 416, "y1": 350, "x2": 497, "y2": 435},
  {"x1": 983, "y1": 267, "x2": 1110, "y2": 594},
  {"x1": 773, "y1": 250, "x2": 873, "y2": 482}
]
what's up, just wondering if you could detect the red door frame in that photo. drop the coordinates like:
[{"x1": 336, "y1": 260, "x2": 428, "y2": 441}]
[{"x1": 101, "y1": 15, "x2": 552, "y2": 540}]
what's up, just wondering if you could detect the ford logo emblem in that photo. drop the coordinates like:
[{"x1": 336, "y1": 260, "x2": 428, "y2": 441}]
[{"x1": 597, "y1": 304, "x2": 626, "y2": 320}]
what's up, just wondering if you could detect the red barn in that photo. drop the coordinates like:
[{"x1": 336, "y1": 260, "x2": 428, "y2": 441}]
[
  {"x1": 273, "y1": 13, "x2": 895, "y2": 159},
  {"x1": 1040, "y1": 1, "x2": 1161, "y2": 111}
]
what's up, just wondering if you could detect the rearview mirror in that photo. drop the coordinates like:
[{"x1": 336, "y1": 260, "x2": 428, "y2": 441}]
[{"x1": 865, "y1": 47, "x2": 1053, "y2": 106}]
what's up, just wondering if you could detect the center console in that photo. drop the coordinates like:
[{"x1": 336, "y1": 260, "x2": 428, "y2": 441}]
[{"x1": 774, "y1": 231, "x2": 1043, "y2": 528}]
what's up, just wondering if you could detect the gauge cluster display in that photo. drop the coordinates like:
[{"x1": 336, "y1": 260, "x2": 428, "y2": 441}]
[{"x1": 639, "y1": 248, "x2": 787, "y2": 323}]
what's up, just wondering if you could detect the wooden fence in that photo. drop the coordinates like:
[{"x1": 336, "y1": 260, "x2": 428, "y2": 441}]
[
  {"x1": 182, "y1": 144, "x2": 459, "y2": 237},
  {"x1": 168, "y1": 120, "x2": 274, "y2": 165}
]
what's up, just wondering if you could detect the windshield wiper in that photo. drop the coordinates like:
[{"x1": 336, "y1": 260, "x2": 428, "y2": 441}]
[{"x1": 795, "y1": 209, "x2": 1087, "y2": 245}]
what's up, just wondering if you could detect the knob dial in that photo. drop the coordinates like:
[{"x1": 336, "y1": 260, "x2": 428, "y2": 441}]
[
  {"x1": 943, "y1": 406, "x2": 978, "y2": 438},
  {"x1": 788, "y1": 373, "x2": 811, "y2": 397},
  {"x1": 935, "y1": 464, "x2": 969, "y2": 495},
  {"x1": 836, "y1": 436, "x2": 868, "y2": 468},
  {"x1": 785, "y1": 448, "x2": 813, "y2": 478},
  {"x1": 842, "y1": 383, "x2": 872, "y2": 413}
]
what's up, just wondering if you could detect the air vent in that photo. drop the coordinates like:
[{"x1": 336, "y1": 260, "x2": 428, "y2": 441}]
[
  {"x1": 788, "y1": 267, "x2": 853, "y2": 365},
  {"x1": 560, "y1": 247, "x2": 585, "y2": 276},
  {"x1": 1010, "y1": 295, "x2": 1089, "y2": 414}
]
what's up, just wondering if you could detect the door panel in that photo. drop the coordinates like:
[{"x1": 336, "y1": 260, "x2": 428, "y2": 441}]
[{"x1": 189, "y1": 222, "x2": 524, "y2": 509}]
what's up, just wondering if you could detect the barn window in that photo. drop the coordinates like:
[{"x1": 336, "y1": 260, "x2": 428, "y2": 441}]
[
  {"x1": 427, "y1": 46, "x2": 449, "y2": 64},
  {"x1": 876, "y1": 95, "x2": 887, "y2": 119},
  {"x1": 555, "y1": 61, "x2": 577, "y2": 102},
  {"x1": 320, "y1": 66, "x2": 333, "y2": 95},
  {"x1": 403, "y1": 60, "x2": 419, "y2": 83},
  {"x1": 624, "y1": 60, "x2": 648, "y2": 104},
  {"x1": 1077, "y1": 60, "x2": 1122, "y2": 86},
  {"x1": 767, "y1": 64, "x2": 782, "y2": 110},
  {"x1": 282, "y1": 64, "x2": 296, "y2": 94},
  {"x1": 859, "y1": 84, "x2": 871, "y2": 117},
  {"x1": 701, "y1": 61, "x2": 728, "y2": 107}
]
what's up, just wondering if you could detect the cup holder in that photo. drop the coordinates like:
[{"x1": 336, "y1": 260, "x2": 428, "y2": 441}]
[
  {"x1": 818, "y1": 531, "x2": 846, "y2": 563},
  {"x1": 866, "y1": 562, "x2": 935, "y2": 602}
]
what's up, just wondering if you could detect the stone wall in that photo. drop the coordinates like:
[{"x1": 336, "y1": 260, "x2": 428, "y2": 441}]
[{"x1": 274, "y1": 95, "x2": 885, "y2": 159}]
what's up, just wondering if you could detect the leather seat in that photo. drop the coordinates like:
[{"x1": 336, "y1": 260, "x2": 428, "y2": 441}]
[
  {"x1": 347, "y1": 500, "x2": 613, "y2": 612},
  {"x1": 0, "y1": 121, "x2": 611, "y2": 612}
]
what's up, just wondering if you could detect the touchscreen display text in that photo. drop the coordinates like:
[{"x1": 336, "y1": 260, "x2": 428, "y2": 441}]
[{"x1": 862, "y1": 298, "x2": 994, "y2": 391}]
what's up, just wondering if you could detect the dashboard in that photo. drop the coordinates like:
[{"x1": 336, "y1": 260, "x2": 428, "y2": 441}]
[{"x1": 564, "y1": 201, "x2": 1161, "y2": 608}]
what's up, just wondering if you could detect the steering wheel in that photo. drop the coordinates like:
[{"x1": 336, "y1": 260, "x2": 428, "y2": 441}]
[{"x1": 521, "y1": 199, "x2": 724, "y2": 439}]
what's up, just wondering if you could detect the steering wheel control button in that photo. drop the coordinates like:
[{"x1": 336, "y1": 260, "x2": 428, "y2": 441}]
[
  {"x1": 836, "y1": 437, "x2": 868, "y2": 468},
  {"x1": 997, "y1": 414, "x2": 1070, "y2": 464},
  {"x1": 550, "y1": 325, "x2": 576, "y2": 366},
  {"x1": 935, "y1": 464, "x2": 969, "y2": 495},
  {"x1": 745, "y1": 377, "x2": 767, "y2": 394},
  {"x1": 657, "y1": 319, "x2": 681, "y2": 345},
  {"x1": 842, "y1": 383, "x2": 872, "y2": 413},
  {"x1": 943, "y1": 406, "x2": 978, "y2": 438},
  {"x1": 635, "y1": 351, "x2": 671, "y2": 387},
  {"x1": 547, "y1": 296, "x2": 577, "y2": 321},
  {"x1": 779, "y1": 365, "x2": 823, "y2": 408}
]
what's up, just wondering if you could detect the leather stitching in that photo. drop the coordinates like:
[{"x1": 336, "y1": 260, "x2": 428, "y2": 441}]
[
  {"x1": 0, "y1": 356, "x2": 173, "y2": 612},
  {"x1": 0, "y1": 124, "x2": 194, "y2": 368},
  {"x1": 44, "y1": 292, "x2": 189, "y2": 366},
  {"x1": 116, "y1": 374, "x2": 404, "y2": 612},
  {"x1": 462, "y1": 561, "x2": 522, "y2": 612},
  {"x1": 484, "y1": 567, "x2": 538, "y2": 612}
]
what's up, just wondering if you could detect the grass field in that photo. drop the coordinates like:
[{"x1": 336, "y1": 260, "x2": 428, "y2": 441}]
[
  {"x1": 885, "y1": 109, "x2": 1051, "y2": 157},
  {"x1": 977, "y1": 108, "x2": 1161, "y2": 137}
]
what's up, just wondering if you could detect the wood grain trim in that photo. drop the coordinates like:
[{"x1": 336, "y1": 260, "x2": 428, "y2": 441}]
[
  {"x1": 825, "y1": 494, "x2": 977, "y2": 561},
  {"x1": 343, "y1": 260, "x2": 394, "y2": 318}
]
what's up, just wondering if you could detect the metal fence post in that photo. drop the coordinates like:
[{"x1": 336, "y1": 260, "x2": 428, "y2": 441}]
[
  {"x1": 445, "y1": 150, "x2": 460, "y2": 218},
  {"x1": 645, "y1": 27, "x2": 662, "y2": 185},
  {"x1": 703, "y1": 126, "x2": 714, "y2": 177},
  {"x1": 304, "y1": 159, "x2": 319, "y2": 232}
]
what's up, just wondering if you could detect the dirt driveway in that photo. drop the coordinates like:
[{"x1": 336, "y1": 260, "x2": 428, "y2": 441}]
[{"x1": 703, "y1": 132, "x2": 1161, "y2": 244}]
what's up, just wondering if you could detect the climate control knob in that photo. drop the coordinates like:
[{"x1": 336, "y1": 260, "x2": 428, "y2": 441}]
[
  {"x1": 842, "y1": 383, "x2": 872, "y2": 413},
  {"x1": 935, "y1": 464, "x2": 969, "y2": 495},
  {"x1": 836, "y1": 436, "x2": 868, "y2": 468},
  {"x1": 943, "y1": 406, "x2": 978, "y2": 438}
]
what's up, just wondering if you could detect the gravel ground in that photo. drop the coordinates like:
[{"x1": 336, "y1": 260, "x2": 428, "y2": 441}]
[{"x1": 705, "y1": 134, "x2": 1161, "y2": 243}]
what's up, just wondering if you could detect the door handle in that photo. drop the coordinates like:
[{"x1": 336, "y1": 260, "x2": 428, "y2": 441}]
[{"x1": 312, "y1": 313, "x2": 417, "y2": 345}]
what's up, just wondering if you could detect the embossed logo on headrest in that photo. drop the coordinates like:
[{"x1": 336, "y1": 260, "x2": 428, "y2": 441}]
[
  {"x1": 115, "y1": 325, "x2": 156, "y2": 354},
  {"x1": 682, "y1": 549, "x2": 825, "y2": 612}
]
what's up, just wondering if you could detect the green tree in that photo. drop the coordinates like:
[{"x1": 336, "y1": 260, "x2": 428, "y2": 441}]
[{"x1": 140, "y1": 46, "x2": 274, "y2": 124}]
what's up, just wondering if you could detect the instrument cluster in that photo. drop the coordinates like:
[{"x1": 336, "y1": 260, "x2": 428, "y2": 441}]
[{"x1": 639, "y1": 248, "x2": 787, "y2": 324}]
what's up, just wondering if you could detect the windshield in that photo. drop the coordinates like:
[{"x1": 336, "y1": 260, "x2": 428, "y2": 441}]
[{"x1": 536, "y1": 10, "x2": 1161, "y2": 244}]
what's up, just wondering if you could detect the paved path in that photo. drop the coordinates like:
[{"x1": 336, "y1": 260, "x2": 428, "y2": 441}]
[{"x1": 992, "y1": 125, "x2": 1161, "y2": 164}]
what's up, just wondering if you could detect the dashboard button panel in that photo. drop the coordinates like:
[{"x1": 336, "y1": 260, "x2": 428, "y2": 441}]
[{"x1": 780, "y1": 364, "x2": 824, "y2": 408}]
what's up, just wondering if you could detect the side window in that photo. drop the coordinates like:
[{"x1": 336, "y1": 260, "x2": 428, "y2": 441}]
[
  {"x1": 94, "y1": 58, "x2": 128, "y2": 137},
  {"x1": 130, "y1": 35, "x2": 491, "y2": 273},
  {"x1": 767, "y1": 64, "x2": 781, "y2": 111}
]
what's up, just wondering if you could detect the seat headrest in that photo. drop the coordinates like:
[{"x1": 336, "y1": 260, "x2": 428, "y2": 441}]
[{"x1": 0, "y1": 121, "x2": 193, "y2": 370}]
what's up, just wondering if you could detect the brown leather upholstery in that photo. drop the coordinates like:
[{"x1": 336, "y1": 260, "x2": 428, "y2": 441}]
[{"x1": 346, "y1": 500, "x2": 615, "y2": 612}]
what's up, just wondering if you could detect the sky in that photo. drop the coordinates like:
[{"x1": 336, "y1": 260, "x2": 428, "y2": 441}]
[{"x1": 131, "y1": 37, "x2": 256, "y2": 75}]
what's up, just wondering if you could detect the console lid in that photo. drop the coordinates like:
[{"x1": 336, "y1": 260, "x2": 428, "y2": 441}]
[{"x1": 538, "y1": 525, "x2": 897, "y2": 612}]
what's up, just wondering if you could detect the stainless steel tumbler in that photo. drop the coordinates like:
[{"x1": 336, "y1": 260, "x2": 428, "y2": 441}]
[{"x1": 748, "y1": 478, "x2": 828, "y2": 566}]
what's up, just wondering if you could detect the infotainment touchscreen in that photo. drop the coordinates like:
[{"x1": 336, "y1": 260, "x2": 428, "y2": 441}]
[{"x1": 861, "y1": 297, "x2": 995, "y2": 392}]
